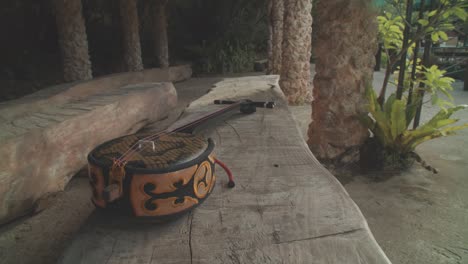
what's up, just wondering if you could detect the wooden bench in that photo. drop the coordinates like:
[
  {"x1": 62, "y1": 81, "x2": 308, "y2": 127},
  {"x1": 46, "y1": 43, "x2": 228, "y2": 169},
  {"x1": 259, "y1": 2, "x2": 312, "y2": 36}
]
[{"x1": 59, "y1": 75, "x2": 390, "y2": 263}]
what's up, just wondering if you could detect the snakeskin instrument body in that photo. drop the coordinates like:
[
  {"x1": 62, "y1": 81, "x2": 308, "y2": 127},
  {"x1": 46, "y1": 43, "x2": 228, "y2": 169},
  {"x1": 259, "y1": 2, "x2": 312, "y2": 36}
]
[{"x1": 88, "y1": 132, "x2": 216, "y2": 220}]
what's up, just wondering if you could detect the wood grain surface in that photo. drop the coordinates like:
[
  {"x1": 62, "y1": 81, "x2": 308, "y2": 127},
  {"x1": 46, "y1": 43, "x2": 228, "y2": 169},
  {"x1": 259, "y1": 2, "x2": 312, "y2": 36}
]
[{"x1": 59, "y1": 76, "x2": 391, "y2": 264}]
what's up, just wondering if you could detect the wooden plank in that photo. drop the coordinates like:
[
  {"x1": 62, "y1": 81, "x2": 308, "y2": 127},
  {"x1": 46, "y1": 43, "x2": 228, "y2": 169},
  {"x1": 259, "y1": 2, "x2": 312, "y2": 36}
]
[
  {"x1": 59, "y1": 211, "x2": 191, "y2": 264},
  {"x1": 59, "y1": 76, "x2": 390, "y2": 264}
]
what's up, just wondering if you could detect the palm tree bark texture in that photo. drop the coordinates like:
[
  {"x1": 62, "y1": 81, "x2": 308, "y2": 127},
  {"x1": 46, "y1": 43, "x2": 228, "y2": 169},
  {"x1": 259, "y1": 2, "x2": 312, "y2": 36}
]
[
  {"x1": 267, "y1": 0, "x2": 284, "y2": 74},
  {"x1": 279, "y1": 0, "x2": 313, "y2": 105},
  {"x1": 308, "y1": 0, "x2": 377, "y2": 164},
  {"x1": 267, "y1": 0, "x2": 273, "y2": 72},
  {"x1": 120, "y1": 0, "x2": 144, "y2": 72},
  {"x1": 153, "y1": 0, "x2": 169, "y2": 68},
  {"x1": 53, "y1": 0, "x2": 92, "y2": 82}
]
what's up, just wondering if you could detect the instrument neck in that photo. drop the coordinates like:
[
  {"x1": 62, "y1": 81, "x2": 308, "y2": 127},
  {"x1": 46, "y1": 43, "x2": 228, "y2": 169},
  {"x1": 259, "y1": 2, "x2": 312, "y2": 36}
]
[{"x1": 169, "y1": 102, "x2": 242, "y2": 134}]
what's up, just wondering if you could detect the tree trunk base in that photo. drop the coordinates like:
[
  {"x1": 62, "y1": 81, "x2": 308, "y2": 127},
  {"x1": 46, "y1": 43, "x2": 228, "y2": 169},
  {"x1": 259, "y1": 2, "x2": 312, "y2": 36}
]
[
  {"x1": 359, "y1": 137, "x2": 418, "y2": 176},
  {"x1": 464, "y1": 66, "x2": 468, "y2": 91},
  {"x1": 359, "y1": 137, "x2": 385, "y2": 172}
]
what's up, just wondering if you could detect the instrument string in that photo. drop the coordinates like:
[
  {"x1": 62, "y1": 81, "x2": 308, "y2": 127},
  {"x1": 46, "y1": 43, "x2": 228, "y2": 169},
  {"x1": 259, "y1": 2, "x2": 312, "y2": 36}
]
[
  {"x1": 116, "y1": 102, "x2": 238, "y2": 165},
  {"x1": 114, "y1": 102, "x2": 241, "y2": 166},
  {"x1": 114, "y1": 130, "x2": 167, "y2": 165}
]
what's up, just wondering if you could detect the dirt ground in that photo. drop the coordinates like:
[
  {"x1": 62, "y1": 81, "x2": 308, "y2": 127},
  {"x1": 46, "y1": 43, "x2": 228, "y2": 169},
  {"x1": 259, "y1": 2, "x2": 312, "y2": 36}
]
[
  {"x1": 347, "y1": 77, "x2": 468, "y2": 264},
  {"x1": 0, "y1": 71, "x2": 467, "y2": 264},
  {"x1": 290, "y1": 72, "x2": 468, "y2": 264}
]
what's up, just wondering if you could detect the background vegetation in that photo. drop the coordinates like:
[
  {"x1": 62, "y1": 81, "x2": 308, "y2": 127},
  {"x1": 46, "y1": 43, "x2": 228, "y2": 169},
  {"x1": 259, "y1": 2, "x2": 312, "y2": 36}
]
[
  {"x1": 167, "y1": 0, "x2": 268, "y2": 74},
  {"x1": 0, "y1": 0, "x2": 269, "y2": 101},
  {"x1": 361, "y1": 0, "x2": 468, "y2": 172}
]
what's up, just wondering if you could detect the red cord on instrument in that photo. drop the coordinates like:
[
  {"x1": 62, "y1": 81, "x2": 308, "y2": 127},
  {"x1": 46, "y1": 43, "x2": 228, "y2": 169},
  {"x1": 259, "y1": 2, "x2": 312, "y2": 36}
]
[{"x1": 214, "y1": 158, "x2": 235, "y2": 188}]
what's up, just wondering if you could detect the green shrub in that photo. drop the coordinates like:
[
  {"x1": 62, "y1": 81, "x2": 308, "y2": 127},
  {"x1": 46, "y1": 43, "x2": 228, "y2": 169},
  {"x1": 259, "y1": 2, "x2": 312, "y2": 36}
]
[
  {"x1": 168, "y1": 0, "x2": 267, "y2": 74},
  {"x1": 364, "y1": 0, "x2": 468, "y2": 171},
  {"x1": 361, "y1": 85, "x2": 468, "y2": 169},
  {"x1": 381, "y1": 51, "x2": 388, "y2": 68},
  {"x1": 185, "y1": 40, "x2": 256, "y2": 74}
]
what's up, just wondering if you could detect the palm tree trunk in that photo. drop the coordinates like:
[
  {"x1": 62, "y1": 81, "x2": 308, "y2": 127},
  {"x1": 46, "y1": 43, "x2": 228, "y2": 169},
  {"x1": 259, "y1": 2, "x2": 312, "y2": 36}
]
[
  {"x1": 413, "y1": 35, "x2": 432, "y2": 128},
  {"x1": 153, "y1": 0, "x2": 169, "y2": 68},
  {"x1": 395, "y1": 0, "x2": 413, "y2": 100},
  {"x1": 267, "y1": 0, "x2": 273, "y2": 73},
  {"x1": 308, "y1": 0, "x2": 377, "y2": 164},
  {"x1": 53, "y1": 0, "x2": 92, "y2": 82},
  {"x1": 465, "y1": 66, "x2": 468, "y2": 91},
  {"x1": 408, "y1": 0, "x2": 425, "y2": 107},
  {"x1": 267, "y1": 0, "x2": 284, "y2": 74},
  {"x1": 279, "y1": 0, "x2": 312, "y2": 104},
  {"x1": 120, "y1": 0, "x2": 144, "y2": 72}
]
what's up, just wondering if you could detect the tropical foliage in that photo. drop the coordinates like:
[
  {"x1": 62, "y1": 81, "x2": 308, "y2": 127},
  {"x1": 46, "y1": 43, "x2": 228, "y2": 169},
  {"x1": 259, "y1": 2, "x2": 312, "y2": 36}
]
[
  {"x1": 363, "y1": 85, "x2": 468, "y2": 157},
  {"x1": 362, "y1": 0, "x2": 468, "y2": 171},
  {"x1": 377, "y1": 0, "x2": 467, "y2": 97},
  {"x1": 168, "y1": 0, "x2": 268, "y2": 74}
]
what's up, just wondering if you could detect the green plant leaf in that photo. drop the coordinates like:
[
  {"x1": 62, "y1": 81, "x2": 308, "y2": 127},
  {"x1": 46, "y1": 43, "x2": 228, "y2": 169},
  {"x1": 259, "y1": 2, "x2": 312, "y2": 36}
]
[
  {"x1": 409, "y1": 134, "x2": 443, "y2": 150},
  {"x1": 426, "y1": 105, "x2": 467, "y2": 128},
  {"x1": 438, "y1": 31, "x2": 448, "y2": 41},
  {"x1": 374, "y1": 125, "x2": 389, "y2": 147},
  {"x1": 425, "y1": 26, "x2": 435, "y2": 33},
  {"x1": 409, "y1": 123, "x2": 468, "y2": 149},
  {"x1": 440, "y1": 124, "x2": 468, "y2": 134},
  {"x1": 359, "y1": 114, "x2": 376, "y2": 130},
  {"x1": 366, "y1": 84, "x2": 380, "y2": 113},
  {"x1": 418, "y1": 19, "x2": 429, "y2": 26},
  {"x1": 365, "y1": 85, "x2": 393, "y2": 147},
  {"x1": 432, "y1": 118, "x2": 459, "y2": 128},
  {"x1": 402, "y1": 105, "x2": 468, "y2": 150},
  {"x1": 390, "y1": 99, "x2": 407, "y2": 140},
  {"x1": 453, "y1": 7, "x2": 467, "y2": 20},
  {"x1": 384, "y1": 93, "x2": 397, "y2": 119},
  {"x1": 405, "y1": 101, "x2": 419, "y2": 127}
]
